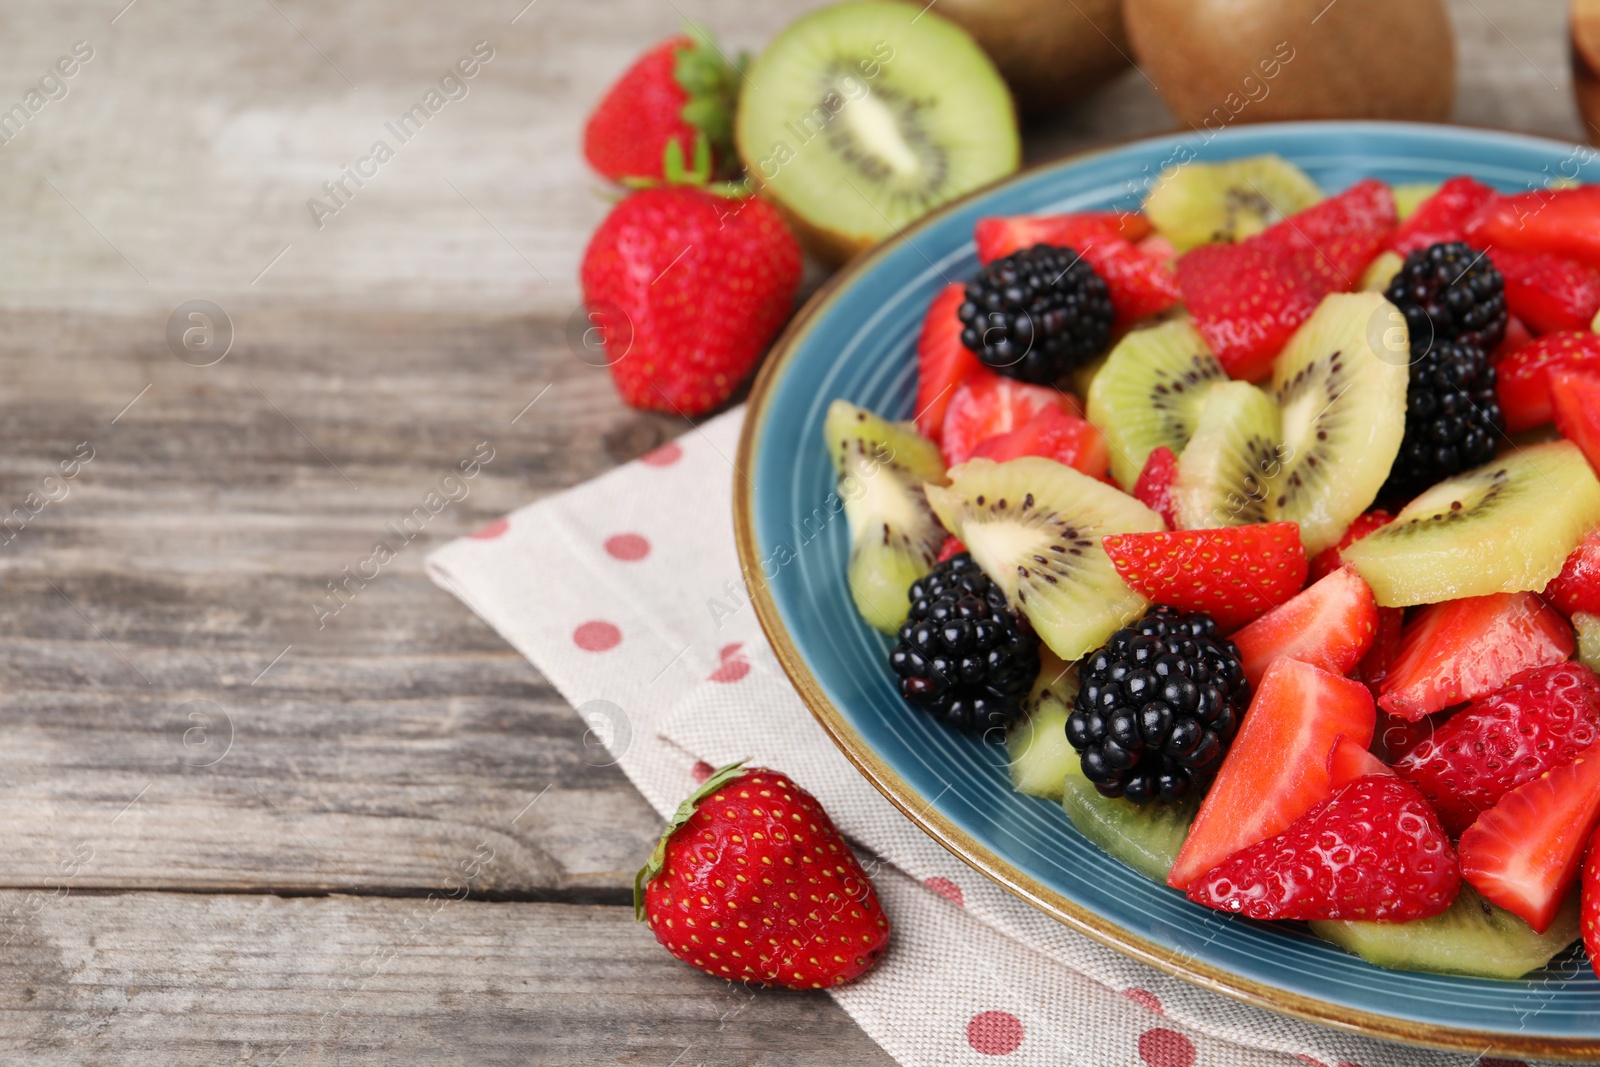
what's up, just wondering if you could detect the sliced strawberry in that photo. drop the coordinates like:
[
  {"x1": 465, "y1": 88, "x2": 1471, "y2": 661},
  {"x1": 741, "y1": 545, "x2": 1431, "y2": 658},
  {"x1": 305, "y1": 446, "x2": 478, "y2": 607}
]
[
  {"x1": 1359, "y1": 606, "x2": 1407, "y2": 695},
  {"x1": 1256, "y1": 178, "x2": 1397, "y2": 293},
  {"x1": 977, "y1": 216, "x2": 1181, "y2": 328},
  {"x1": 1583, "y1": 820, "x2": 1600, "y2": 979},
  {"x1": 939, "y1": 372, "x2": 1082, "y2": 467},
  {"x1": 1100, "y1": 523, "x2": 1308, "y2": 631},
  {"x1": 1132, "y1": 445, "x2": 1178, "y2": 530},
  {"x1": 1466, "y1": 185, "x2": 1600, "y2": 270},
  {"x1": 1169, "y1": 658, "x2": 1376, "y2": 890},
  {"x1": 936, "y1": 535, "x2": 966, "y2": 562},
  {"x1": 1491, "y1": 249, "x2": 1600, "y2": 336},
  {"x1": 1176, "y1": 240, "x2": 1324, "y2": 382},
  {"x1": 1496, "y1": 331, "x2": 1600, "y2": 431},
  {"x1": 1388, "y1": 175, "x2": 1498, "y2": 257},
  {"x1": 1551, "y1": 368, "x2": 1600, "y2": 475},
  {"x1": 1378, "y1": 592, "x2": 1576, "y2": 721},
  {"x1": 915, "y1": 284, "x2": 981, "y2": 443},
  {"x1": 1136, "y1": 233, "x2": 1177, "y2": 269},
  {"x1": 1492, "y1": 312, "x2": 1533, "y2": 363},
  {"x1": 1396, "y1": 662, "x2": 1600, "y2": 836},
  {"x1": 1460, "y1": 738, "x2": 1600, "y2": 932},
  {"x1": 1328, "y1": 733, "x2": 1394, "y2": 788},
  {"x1": 1546, "y1": 529, "x2": 1600, "y2": 617},
  {"x1": 1188, "y1": 774, "x2": 1457, "y2": 922},
  {"x1": 1307, "y1": 510, "x2": 1394, "y2": 584},
  {"x1": 1230, "y1": 567, "x2": 1380, "y2": 689},
  {"x1": 973, "y1": 211, "x2": 1148, "y2": 261},
  {"x1": 968, "y1": 404, "x2": 1111, "y2": 479}
]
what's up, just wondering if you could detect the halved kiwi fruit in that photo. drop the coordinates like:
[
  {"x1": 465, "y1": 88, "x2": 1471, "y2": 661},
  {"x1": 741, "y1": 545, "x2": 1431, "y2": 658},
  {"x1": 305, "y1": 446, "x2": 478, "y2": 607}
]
[
  {"x1": 1267, "y1": 292, "x2": 1409, "y2": 555},
  {"x1": 1576, "y1": 612, "x2": 1600, "y2": 673},
  {"x1": 1086, "y1": 319, "x2": 1229, "y2": 490},
  {"x1": 1310, "y1": 884, "x2": 1580, "y2": 979},
  {"x1": 1171, "y1": 380, "x2": 1282, "y2": 531},
  {"x1": 735, "y1": 1, "x2": 1020, "y2": 266},
  {"x1": 1004, "y1": 650, "x2": 1079, "y2": 800},
  {"x1": 824, "y1": 399, "x2": 948, "y2": 632},
  {"x1": 1061, "y1": 744, "x2": 1197, "y2": 882},
  {"x1": 1141, "y1": 154, "x2": 1323, "y2": 252},
  {"x1": 1342, "y1": 440, "x2": 1600, "y2": 607},
  {"x1": 924, "y1": 457, "x2": 1164, "y2": 661}
]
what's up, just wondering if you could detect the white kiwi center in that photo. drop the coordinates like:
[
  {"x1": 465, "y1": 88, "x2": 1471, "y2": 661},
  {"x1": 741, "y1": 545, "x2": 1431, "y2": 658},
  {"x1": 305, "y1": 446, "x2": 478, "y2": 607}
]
[{"x1": 838, "y1": 85, "x2": 922, "y2": 179}]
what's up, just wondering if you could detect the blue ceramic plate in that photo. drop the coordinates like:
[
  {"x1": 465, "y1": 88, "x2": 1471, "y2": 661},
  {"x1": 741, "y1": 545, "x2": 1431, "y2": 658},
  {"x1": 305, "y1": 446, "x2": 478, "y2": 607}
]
[{"x1": 733, "y1": 122, "x2": 1600, "y2": 1058}]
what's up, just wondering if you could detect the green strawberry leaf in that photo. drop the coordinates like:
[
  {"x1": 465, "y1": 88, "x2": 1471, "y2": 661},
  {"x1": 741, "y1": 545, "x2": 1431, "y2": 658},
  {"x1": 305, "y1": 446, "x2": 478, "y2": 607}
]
[
  {"x1": 634, "y1": 759, "x2": 749, "y2": 922},
  {"x1": 673, "y1": 21, "x2": 744, "y2": 179}
]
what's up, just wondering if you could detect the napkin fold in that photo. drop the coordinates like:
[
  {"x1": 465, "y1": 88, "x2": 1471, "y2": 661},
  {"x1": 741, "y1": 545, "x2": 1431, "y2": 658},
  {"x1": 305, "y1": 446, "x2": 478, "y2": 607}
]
[{"x1": 426, "y1": 408, "x2": 1541, "y2": 1067}]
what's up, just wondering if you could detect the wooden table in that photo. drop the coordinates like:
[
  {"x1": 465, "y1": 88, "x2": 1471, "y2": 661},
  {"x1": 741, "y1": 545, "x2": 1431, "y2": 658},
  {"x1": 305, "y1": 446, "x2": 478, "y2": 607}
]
[{"x1": 0, "y1": 0, "x2": 1581, "y2": 1062}]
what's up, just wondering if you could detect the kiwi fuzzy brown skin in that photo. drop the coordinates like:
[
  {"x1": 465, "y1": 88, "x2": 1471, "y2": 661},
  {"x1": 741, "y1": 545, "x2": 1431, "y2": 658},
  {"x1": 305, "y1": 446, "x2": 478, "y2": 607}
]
[
  {"x1": 1124, "y1": 0, "x2": 1454, "y2": 127},
  {"x1": 936, "y1": 0, "x2": 1131, "y2": 114},
  {"x1": 1575, "y1": 0, "x2": 1600, "y2": 144}
]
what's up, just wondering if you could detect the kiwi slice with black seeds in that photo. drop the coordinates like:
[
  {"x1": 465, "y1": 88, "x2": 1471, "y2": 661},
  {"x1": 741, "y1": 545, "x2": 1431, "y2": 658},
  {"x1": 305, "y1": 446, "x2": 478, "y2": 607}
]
[
  {"x1": 1005, "y1": 650, "x2": 1080, "y2": 800},
  {"x1": 1086, "y1": 320, "x2": 1230, "y2": 490},
  {"x1": 824, "y1": 399, "x2": 948, "y2": 633},
  {"x1": 1142, "y1": 154, "x2": 1323, "y2": 252},
  {"x1": 924, "y1": 456, "x2": 1164, "y2": 661},
  {"x1": 1343, "y1": 440, "x2": 1600, "y2": 607},
  {"x1": 1171, "y1": 380, "x2": 1282, "y2": 531},
  {"x1": 735, "y1": 1, "x2": 1020, "y2": 265}
]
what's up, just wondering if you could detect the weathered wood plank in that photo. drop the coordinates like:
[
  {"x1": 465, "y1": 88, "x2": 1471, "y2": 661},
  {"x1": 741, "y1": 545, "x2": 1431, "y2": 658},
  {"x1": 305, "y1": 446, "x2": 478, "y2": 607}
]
[{"x1": 0, "y1": 891, "x2": 896, "y2": 1065}]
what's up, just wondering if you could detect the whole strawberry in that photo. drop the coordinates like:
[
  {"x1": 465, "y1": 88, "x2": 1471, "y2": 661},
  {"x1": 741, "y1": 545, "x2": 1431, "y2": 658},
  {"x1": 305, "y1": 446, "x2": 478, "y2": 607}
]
[
  {"x1": 1188, "y1": 772, "x2": 1459, "y2": 922},
  {"x1": 583, "y1": 29, "x2": 741, "y2": 184},
  {"x1": 582, "y1": 185, "x2": 801, "y2": 415},
  {"x1": 637, "y1": 763, "x2": 889, "y2": 989}
]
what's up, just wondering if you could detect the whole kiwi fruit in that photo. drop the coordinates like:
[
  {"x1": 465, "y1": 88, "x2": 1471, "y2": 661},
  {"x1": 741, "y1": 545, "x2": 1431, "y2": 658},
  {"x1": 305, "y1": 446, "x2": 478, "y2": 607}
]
[
  {"x1": 1124, "y1": 0, "x2": 1455, "y2": 126},
  {"x1": 936, "y1": 0, "x2": 1132, "y2": 114}
]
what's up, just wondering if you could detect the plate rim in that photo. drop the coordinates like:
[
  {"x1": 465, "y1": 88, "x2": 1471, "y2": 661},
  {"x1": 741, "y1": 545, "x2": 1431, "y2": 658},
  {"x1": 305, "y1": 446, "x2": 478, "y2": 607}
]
[{"x1": 732, "y1": 118, "x2": 1600, "y2": 1060}]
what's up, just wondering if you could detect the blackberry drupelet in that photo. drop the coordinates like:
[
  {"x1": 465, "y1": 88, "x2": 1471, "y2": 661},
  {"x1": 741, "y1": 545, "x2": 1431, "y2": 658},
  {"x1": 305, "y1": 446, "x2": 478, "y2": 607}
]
[
  {"x1": 1381, "y1": 338, "x2": 1503, "y2": 499},
  {"x1": 1383, "y1": 241, "x2": 1507, "y2": 354},
  {"x1": 1066, "y1": 607, "x2": 1249, "y2": 804},
  {"x1": 889, "y1": 553, "x2": 1040, "y2": 735},
  {"x1": 957, "y1": 244, "x2": 1113, "y2": 385}
]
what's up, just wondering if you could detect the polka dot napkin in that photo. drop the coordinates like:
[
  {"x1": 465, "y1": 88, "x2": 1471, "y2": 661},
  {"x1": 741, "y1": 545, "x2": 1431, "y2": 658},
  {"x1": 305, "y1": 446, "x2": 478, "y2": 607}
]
[{"x1": 426, "y1": 408, "x2": 1553, "y2": 1067}]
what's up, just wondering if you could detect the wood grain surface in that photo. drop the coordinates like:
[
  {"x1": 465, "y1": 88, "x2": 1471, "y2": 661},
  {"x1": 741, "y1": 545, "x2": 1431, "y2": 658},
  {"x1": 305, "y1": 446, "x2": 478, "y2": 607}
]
[{"x1": 0, "y1": 0, "x2": 1583, "y2": 1062}]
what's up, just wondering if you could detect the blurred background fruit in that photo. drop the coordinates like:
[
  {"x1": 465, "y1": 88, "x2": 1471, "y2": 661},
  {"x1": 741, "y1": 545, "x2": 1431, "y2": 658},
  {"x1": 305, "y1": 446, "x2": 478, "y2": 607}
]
[
  {"x1": 1574, "y1": 0, "x2": 1600, "y2": 139},
  {"x1": 1124, "y1": 0, "x2": 1455, "y2": 126},
  {"x1": 936, "y1": 0, "x2": 1131, "y2": 114}
]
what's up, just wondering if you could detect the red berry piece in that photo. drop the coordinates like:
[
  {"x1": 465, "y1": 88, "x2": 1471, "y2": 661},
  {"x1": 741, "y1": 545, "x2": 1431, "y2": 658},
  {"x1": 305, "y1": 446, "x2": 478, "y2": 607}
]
[
  {"x1": 1466, "y1": 185, "x2": 1600, "y2": 271},
  {"x1": 939, "y1": 371, "x2": 1081, "y2": 467},
  {"x1": 1175, "y1": 240, "x2": 1324, "y2": 382},
  {"x1": 1496, "y1": 330, "x2": 1600, "y2": 432},
  {"x1": 1188, "y1": 774, "x2": 1458, "y2": 922},
  {"x1": 1101, "y1": 523, "x2": 1308, "y2": 631},
  {"x1": 1389, "y1": 175, "x2": 1497, "y2": 256},
  {"x1": 1492, "y1": 249, "x2": 1600, "y2": 335},
  {"x1": 1132, "y1": 445, "x2": 1179, "y2": 530},
  {"x1": 1230, "y1": 567, "x2": 1379, "y2": 690},
  {"x1": 915, "y1": 284, "x2": 982, "y2": 443},
  {"x1": 1551, "y1": 368, "x2": 1600, "y2": 475},
  {"x1": 968, "y1": 405, "x2": 1111, "y2": 479},
  {"x1": 637, "y1": 763, "x2": 890, "y2": 988},
  {"x1": 976, "y1": 213, "x2": 1179, "y2": 328},
  {"x1": 1255, "y1": 178, "x2": 1397, "y2": 293},
  {"x1": 1546, "y1": 528, "x2": 1600, "y2": 617}
]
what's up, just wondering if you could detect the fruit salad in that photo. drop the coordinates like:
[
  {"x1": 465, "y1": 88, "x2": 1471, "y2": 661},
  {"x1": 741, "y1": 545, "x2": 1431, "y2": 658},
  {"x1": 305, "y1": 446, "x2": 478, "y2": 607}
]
[{"x1": 822, "y1": 154, "x2": 1600, "y2": 980}]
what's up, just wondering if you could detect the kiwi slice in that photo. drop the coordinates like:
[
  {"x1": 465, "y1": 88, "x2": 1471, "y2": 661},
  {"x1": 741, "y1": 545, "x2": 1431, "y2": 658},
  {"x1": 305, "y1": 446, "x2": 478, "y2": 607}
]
[
  {"x1": 1360, "y1": 250, "x2": 1404, "y2": 292},
  {"x1": 1171, "y1": 380, "x2": 1283, "y2": 531},
  {"x1": 824, "y1": 400, "x2": 948, "y2": 632},
  {"x1": 1061, "y1": 746, "x2": 1197, "y2": 883},
  {"x1": 1391, "y1": 182, "x2": 1439, "y2": 221},
  {"x1": 735, "y1": 1, "x2": 1020, "y2": 266},
  {"x1": 924, "y1": 457, "x2": 1164, "y2": 661},
  {"x1": 1342, "y1": 441, "x2": 1600, "y2": 607},
  {"x1": 1575, "y1": 612, "x2": 1600, "y2": 673},
  {"x1": 1142, "y1": 154, "x2": 1323, "y2": 252},
  {"x1": 1310, "y1": 884, "x2": 1580, "y2": 979},
  {"x1": 1086, "y1": 320, "x2": 1230, "y2": 490},
  {"x1": 1268, "y1": 293, "x2": 1410, "y2": 555},
  {"x1": 1004, "y1": 651, "x2": 1080, "y2": 800}
]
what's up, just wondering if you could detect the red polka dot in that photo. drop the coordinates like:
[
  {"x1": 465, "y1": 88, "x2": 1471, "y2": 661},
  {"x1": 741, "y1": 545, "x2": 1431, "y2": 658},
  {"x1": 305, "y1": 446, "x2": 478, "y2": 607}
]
[
  {"x1": 1138, "y1": 1028, "x2": 1195, "y2": 1067},
  {"x1": 965, "y1": 1011, "x2": 1023, "y2": 1056},
  {"x1": 1296, "y1": 1057, "x2": 1329, "y2": 1067},
  {"x1": 640, "y1": 441, "x2": 682, "y2": 467},
  {"x1": 1334, "y1": 1062, "x2": 1369, "y2": 1067},
  {"x1": 708, "y1": 642, "x2": 750, "y2": 683},
  {"x1": 604, "y1": 533, "x2": 650, "y2": 561},
  {"x1": 469, "y1": 517, "x2": 509, "y2": 539},
  {"x1": 572, "y1": 620, "x2": 621, "y2": 652},
  {"x1": 690, "y1": 760, "x2": 714, "y2": 783},
  {"x1": 924, "y1": 876, "x2": 964, "y2": 907},
  {"x1": 1122, "y1": 988, "x2": 1163, "y2": 1015}
]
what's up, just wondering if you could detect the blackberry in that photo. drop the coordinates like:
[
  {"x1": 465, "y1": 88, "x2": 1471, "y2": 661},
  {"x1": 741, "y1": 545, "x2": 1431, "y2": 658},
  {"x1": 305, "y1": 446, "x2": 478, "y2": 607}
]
[
  {"x1": 957, "y1": 244, "x2": 1113, "y2": 385},
  {"x1": 1066, "y1": 607, "x2": 1249, "y2": 804},
  {"x1": 888, "y1": 553, "x2": 1040, "y2": 735},
  {"x1": 1384, "y1": 241, "x2": 1507, "y2": 354},
  {"x1": 1381, "y1": 338, "x2": 1503, "y2": 499}
]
